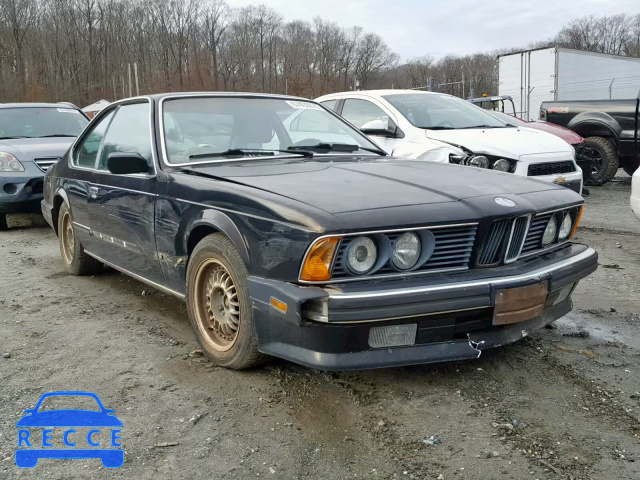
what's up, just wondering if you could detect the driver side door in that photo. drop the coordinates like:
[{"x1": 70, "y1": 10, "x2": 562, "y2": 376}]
[{"x1": 88, "y1": 101, "x2": 163, "y2": 284}]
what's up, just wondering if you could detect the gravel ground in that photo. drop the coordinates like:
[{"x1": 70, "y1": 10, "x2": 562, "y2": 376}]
[{"x1": 1, "y1": 175, "x2": 639, "y2": 479}]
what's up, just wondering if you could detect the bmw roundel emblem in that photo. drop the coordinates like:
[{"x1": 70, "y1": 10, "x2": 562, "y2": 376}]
[{"x1": 494, "y1": 197, "x2": 517, "y2": 208}]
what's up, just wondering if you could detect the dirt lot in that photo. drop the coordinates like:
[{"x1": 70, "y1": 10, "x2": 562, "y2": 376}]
[{"x1": 1, "y1": 176, "x2": 639, "y2": 480}]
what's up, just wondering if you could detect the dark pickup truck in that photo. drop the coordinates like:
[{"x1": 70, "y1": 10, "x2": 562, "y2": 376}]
[{"x1": 540, "y1": 94, "x2": 640, "y2": 185}]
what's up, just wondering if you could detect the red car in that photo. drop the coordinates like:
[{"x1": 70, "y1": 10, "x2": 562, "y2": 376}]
[{"x1": 469, "y1": 96, "x2": 592, "y2": 185}]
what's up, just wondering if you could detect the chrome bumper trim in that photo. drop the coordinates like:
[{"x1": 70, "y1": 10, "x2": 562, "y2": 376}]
[{"x1": 328, "y1": 247, "x2": 596, "y2": 301}]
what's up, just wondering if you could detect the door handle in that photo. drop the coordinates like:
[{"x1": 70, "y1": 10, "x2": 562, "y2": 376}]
[{"x1": 88, "y1": 186, "x2": 99, "y2": 199}]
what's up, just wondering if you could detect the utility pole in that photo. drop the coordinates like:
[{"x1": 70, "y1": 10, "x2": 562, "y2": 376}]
[
  {"x1": 134, "y1": 63, "x2": 140, "y2": 96},
  {"x1": 128, "y1": 63, "x2": 132, "y2": 97}
]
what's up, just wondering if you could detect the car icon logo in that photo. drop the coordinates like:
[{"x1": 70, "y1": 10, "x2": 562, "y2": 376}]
[
  {"x1": 494, "y1": 197, "x2": 517, "y2": 208},
  {"x1": 15, "y1": 391, "x2": 123, "y2": 468}
]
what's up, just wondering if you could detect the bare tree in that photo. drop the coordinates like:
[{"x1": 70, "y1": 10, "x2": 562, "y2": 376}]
[{"x1": 0, "y1": 0, "x2": 39, "y2": 98}]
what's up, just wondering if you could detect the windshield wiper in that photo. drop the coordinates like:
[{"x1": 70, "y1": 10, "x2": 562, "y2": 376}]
[
  {"x1": 289, "y1": 143, "x2": 386, "y2": 156},
  {"x1": 0, "y1": 136, "x2": 31, "y2": 140},
  {"x1": 425, "y1": 126, "x2": 456, "y2": 130},
  {"x1": 38, "y1": 134, "x2": 77, "y2": 138},
  {"x1": 188, "y1": 148, "x2": 313, "y2": 160},
  {"x1": 458, "y1": 125, "x2": 512, "y2": 129}
]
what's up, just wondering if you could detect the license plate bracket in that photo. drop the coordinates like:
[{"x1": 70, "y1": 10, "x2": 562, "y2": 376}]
[{"x1": 493, "y1": 282, "x2": 548, "y2": 326}]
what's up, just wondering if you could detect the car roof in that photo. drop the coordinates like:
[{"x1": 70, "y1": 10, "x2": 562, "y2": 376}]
[
  {"x1": 317, "y1": 89, "x2": 442, "y2": 101},
  {"x1": 0, "y1": 102, "x2": 79, "y2": 109},
  {"x1": 146, "y1": 91, "x2": 314, "y2": 102}
]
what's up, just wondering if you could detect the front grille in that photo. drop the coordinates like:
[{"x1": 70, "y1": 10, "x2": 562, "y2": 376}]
[
  {"x1": 478, "y1": 215, "x2": 531, "y2": 266},
  {"x1": 521, "y1": 212, "x2": 553, "y2": 255},
  {"x1": 528, "y1": 161, "x2": 576, "y2": 176},
  {"x1": 478, "y1": 219, "x2": 510, "y2": 266},
  {"x1": 505, "y1": 215, "x2": 530, "y2": 262},
  {"x1": 331, "y1": 225, "x2": 477, "y2": 280},
  {"x1": 33, "y1": 157, "x2": 59, "y2": 172}
]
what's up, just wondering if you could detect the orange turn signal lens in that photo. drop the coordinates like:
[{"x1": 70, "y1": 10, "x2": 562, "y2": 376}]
[
  {"x1": 300, "y1": 237, "x2": 341, "y2": 282},
  {"x1": 569, "y1": 206, "x2": 583, "y2": 239}
]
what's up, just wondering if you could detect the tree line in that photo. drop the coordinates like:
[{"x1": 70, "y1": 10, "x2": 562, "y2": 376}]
[{"x1": 0, "y1": 0, "x2": 639, "y2": 107}]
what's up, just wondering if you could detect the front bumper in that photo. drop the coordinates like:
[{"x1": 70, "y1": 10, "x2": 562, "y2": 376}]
[
  {"x1": 0, "y1": 169, "x2": 45, "y2": 214},
  {"x1": 248, "y1": 244, "x2": 597, "y2": 370}
]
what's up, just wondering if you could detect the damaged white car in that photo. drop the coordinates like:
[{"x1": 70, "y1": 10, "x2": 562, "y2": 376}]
[{"x1": 316, "y1": 90, "x2": 584, "y2": 194}]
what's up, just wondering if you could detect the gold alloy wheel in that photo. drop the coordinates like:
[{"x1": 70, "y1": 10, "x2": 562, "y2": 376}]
[
  {"x1": 60, "y1": 210, "x2": 75, "y2": 265},
  {"x1": 192, "y1": 258, "x2": 241, "y2": 352}
]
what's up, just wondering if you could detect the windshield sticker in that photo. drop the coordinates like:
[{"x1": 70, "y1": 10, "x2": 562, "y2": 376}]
[
  {"x1": 286, "y1": 101, "x2": 323, "y2": 111},
  {"x1": 56, "y1": 108, "x2": 79, "y2": 114}
]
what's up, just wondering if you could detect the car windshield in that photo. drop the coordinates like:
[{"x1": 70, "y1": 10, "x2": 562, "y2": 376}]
[
  {"x1": 0, "y1": 107, "x2": 88, "y2": 139},
  {"x1": 383, "y1": 93, "x2": 512, "y2": 130},
  {"x1": 36, "y1": 395, "x2": 101, "y2": 412},
  {"x1": 162, "y1": 97, "x2": 383, "y2": 164},
  {"x1": 486, "y1": 110, "x2": 528, "y2": 126}
]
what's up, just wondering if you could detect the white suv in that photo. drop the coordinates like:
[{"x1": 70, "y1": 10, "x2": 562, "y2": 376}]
[{"x1": 316, "y1": 90, "x2": 583, "y2": 193}]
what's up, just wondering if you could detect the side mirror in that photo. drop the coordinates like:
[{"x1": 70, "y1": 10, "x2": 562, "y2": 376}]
[
  {"x1": 107, "y1": 153, "x2": 149, "y2": 175},
  {"x1": 360, "y1": 118, "x2": 397, "y2": 138}
]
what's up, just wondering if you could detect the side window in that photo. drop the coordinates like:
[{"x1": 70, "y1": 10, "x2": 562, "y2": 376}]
[
  {"x1": 97, "y1": 103, "x2": 152, "y2": 171},
  {"x1": 320, "y1": 100, "x2": 338, "y2": 112},
  {"x1": 341, "y1": 99, "x2": 389, "y2": 129},
  {"x1": 290, "y1": 110, "x2": 346, "y2": 133},
  {"x1": 73, "y1": 110, "x2": 114, "y2": 168}
]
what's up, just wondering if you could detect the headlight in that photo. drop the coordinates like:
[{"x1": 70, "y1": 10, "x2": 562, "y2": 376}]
[
  {"x1": 468, "y1": 155, "x2": 489, "y2": 168},
  {"x1": 417, "y1": 147, "x2": 464, "y2": 163},
  {"x1": 0, "y1": 152, "x2": 24, "y2": 172},
  {"x1": 492, "y1": 159, "x2": 512, "y2": 172},
  {"x1": 346, "y1": 236, "x2": 377, "y2": 274},
  {"x1": 558, "y1": 212, "x2": 573, "y2": 241},
  {"x1": 392, "y1": 232, "x2": 421, "y2": 270},
  {"x1": 542, "y1": 216, "x2": 558, "y2": 246}
]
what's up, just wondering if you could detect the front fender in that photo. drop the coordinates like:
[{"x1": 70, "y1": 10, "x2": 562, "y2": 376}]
[
  {"x1": 183, "y1": 209, "x2": 250, "y2": 266},
  {"x1": 568, "y1": 112, "x2": 621, "y2": 139}
]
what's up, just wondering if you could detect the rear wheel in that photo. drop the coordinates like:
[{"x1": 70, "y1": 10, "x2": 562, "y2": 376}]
[
  {"x1": 582, "y1": 136, "x2": 619, "y2": 186},
  {"x1": 0, "y1": 213, "x2": 7, "y2": 231},
  {"x1": 622, "y1": 157, "x2": 640, "y2": 177},
  {"x1": 186, "y1": 233, "x2": 267, "y2": 369},
  {"x1": 58, "y1": 202, "x2": 103, "y2": 275}
]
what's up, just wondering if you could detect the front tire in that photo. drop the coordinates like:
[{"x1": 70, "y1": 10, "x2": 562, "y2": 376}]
[
  {"x1": 0, "y1": 213, "x2": 7, "y2": 231},
  {"x1": 582, "y1": 136, "x2": 619, "y2": 186},
  {"x1": 57, "y1": 203, "x2": 103, "y2": 275},
  {"x1": 186, "y1": 233, "x2": 267, "y2": 369}
]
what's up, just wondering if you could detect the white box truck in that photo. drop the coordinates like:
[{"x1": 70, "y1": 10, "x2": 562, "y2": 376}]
[{"x1": 498, "y1": 47, "x2": 640, "y2": 121}]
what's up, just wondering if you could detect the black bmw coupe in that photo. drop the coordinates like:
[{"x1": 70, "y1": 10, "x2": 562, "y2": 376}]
[{"x1": 42, "y1": 93, "x2": 597, "y2": 370}]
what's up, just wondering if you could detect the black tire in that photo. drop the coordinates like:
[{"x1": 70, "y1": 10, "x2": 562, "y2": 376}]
[
  {"x1": 583, "y1": 136, "x2": 619, "y2": 186},
  {"x1": 186, "y1": 233, "x2": 268, "y2": 370},
  {"x1": 622, "y1": 157, "x2": 640, "y2": 177},
  {"x1": 57, "y1": 202, "x2": 103, "y2": 275},
  {"x1": 0, "y1": 213, "x2": 7, "y2": 231}
]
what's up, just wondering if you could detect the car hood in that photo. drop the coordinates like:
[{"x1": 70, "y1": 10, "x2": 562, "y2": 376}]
[
  {"x1": 0, "y1": 137, "x2": 74, "y2": 160},
  {"x1": 519, "y1": 122, "x2": 584, "y2": 145},
  {"x1": 425, "y1": 127, "x2": 573, "y2": 158},
  {"x1": 16, "y1": 410, "x2": 123, "y2": 427},
  {"x1": 183, "y1": 157, "x2": 562, "y2": 215}
]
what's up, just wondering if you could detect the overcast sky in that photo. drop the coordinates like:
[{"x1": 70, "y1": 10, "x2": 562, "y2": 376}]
[{"x1": 226, "y1": 0, "x2": 640, "y2": 60}]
